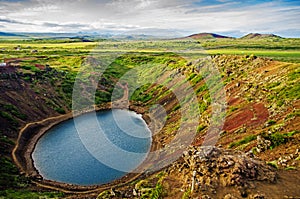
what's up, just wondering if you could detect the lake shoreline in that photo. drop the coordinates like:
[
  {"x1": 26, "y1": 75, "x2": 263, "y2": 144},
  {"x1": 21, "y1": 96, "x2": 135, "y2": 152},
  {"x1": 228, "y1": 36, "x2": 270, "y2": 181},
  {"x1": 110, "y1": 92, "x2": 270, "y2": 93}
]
[{"x1": 12, "y1": 102, "x2": 159, "y2": 193}]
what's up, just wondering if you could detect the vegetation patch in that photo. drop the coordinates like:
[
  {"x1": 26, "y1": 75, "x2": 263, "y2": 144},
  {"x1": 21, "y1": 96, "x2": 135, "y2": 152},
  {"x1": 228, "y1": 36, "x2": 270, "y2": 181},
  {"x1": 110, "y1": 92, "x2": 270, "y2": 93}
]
[
  {"x1": 262, "y1": 131, "x2": 299, "y2": 150},
  {"x1": 54, "y1": 107, "x2": 66, "y2": 114},
  {"x1": 228, "y1": 135, "x2": 257, "y2": 149},
  {"x1": 197, "y1": 125, "x2": 207, "y2": 133},
  {"x1": 0, "y1": 189, "x2": 64, "y2": 199},
  {"x1": 0, "y1": 157, "x2": 29, "y2": 189},
  {"x1": 267, "y1": 161, "x2": 278, "y2": 169},
  {"x1": 285, "y1": 109, "x2": 300, "y2": 120}
]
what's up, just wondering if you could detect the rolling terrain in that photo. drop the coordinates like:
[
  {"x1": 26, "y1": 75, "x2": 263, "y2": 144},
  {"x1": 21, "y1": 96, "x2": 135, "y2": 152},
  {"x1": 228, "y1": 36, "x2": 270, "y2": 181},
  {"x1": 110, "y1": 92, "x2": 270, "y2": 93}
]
[{"x1": 0, "y1": 33, "x2": 299, "y2": 198}]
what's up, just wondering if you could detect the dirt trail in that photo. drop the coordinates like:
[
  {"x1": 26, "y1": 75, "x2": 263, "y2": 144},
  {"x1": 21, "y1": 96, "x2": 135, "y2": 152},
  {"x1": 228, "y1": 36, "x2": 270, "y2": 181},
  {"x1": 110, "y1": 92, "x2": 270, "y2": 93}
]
[
  {"x1": 113, "y1": 82, "x2": 129, "y2": 109},
  {"x1": 12, "y1": 113, "x2": 72, "y2": 173}
]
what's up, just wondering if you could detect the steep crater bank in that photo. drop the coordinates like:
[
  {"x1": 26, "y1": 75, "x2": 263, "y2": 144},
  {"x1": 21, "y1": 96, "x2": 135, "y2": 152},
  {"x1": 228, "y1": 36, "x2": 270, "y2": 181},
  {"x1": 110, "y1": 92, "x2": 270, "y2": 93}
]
[{"x1": 0, "y1": 55, "x2": 299, "y2": 198}]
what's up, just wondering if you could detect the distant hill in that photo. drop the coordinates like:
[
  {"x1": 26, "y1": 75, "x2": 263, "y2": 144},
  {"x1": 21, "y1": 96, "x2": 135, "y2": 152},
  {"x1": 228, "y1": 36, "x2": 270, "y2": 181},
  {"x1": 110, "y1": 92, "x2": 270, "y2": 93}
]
[
  {"x1": 186, "y1": 33, "x2": 231, "y2": 39},
  {"x1": 0, "y1": 32, "x2": 25, "y2": 37},
  {"x1": 241, "y1": 33, "x2": 282, "y2": 39}
]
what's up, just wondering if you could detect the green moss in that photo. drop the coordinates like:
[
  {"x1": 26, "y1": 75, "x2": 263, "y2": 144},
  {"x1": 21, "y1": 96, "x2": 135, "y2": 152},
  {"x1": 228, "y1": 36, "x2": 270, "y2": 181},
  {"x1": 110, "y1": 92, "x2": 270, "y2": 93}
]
[
  {"x1": 0, "y1": 111, "x2": 19, "y2": 126},
  {"x1": 288, "y1": 68, "x2": 300, "y2": 81},
  {"x1": 229, "y1": 106, "x2": 239, "y2": 113},
  {"x1": 267, "y1": 161, "x2": 278, "y2": 169},
  {"x1": 182, "y1": 189, "x2": 191, "y2": 199},
  {"x1": 228, "y1": 135, "x2": 257, "y2": 149},
  {"x1": 148, "y1": 183, "x2": 163, "y2": 199},
  {"x1": 187, "y1": 73, "x2": 197, "y2": 81},
  {"x1": 284, "y1": 130, "x2": 299, "y2": 137},
  {"x1": 266, "y1": 81, "x2": 281, "y2": 89},
  {"x1": 285, "y1": 166, "x2": 296, "y2": 171},
  {"x1": 261, "y1": 131, "x2": 298, "y2": 150},
  {"x1": 130, "y1": 84, "x2": 153, "y2": 103},
  {"x1": 0, "y1": 103, "x2": 27, "y2": 120},
  {"x1": 0, "y1": 157, "x2": 28, "y2": 189},
  {"x1": 269, "y1": 133, "x2": 287, "y2": 149},
  {"x1": 191, "y1": 75, "x2": 204, "y2": 86},
  {"x1": 285, "y1": 109, "x2": 300, "y2": 120},
  {"x1": 54, "y1": 107, "x2": 66, "y2": 114},
  {"x1": 0, "y1": 135, "x2": 14, "y2": 145},
  {"x1": 197, "y1": 125, "x2": 206, "y2": 133},
  {"x1": 251, "y1": 147, "x2": 258, "y2": 155},
  {"x1": 172, "y1": 104, "x2": 181, "y2": 112},
  {"x1": 198, "y1": 101, "x2": 208, "y2": 113},
  {"x1": 266, "y1": 120, "x2": 276, "y2": 126},
  {"x1": 195, "y1": 84, "x2": 208, "y2": 94},
  {"x1": 0, "y1": 190, "x2": 64, "y2": 199},
  {"x1": 97, "y1": 190, "x2": 111, "y2": 199},
  {"x1": 95, "y1": 91, "x2": 112, "y2": 103}
]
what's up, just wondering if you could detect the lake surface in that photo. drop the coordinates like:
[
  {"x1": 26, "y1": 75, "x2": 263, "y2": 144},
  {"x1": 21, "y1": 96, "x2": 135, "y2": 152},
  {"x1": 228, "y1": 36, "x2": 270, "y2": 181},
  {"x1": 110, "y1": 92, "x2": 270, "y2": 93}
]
[{"x1": 32, "y1": 109, "x2": 151, "y2": 186}]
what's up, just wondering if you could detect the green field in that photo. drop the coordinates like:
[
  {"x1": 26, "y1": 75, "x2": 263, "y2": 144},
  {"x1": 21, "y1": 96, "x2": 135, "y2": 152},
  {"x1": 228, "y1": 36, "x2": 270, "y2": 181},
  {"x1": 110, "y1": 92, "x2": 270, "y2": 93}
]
[
  {"x1": 1, "y1": 37, "x2": 299, "y2": 64},
  {"x1": 207, "y1": 49, "x2": 300, "y2": 63}
]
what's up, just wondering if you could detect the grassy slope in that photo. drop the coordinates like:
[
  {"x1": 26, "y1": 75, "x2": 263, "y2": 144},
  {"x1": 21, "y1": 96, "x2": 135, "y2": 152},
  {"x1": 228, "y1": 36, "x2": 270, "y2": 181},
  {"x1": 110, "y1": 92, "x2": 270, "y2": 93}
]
[{"x1": 199, "y1": 37, "x2": 300, "y2": 63}]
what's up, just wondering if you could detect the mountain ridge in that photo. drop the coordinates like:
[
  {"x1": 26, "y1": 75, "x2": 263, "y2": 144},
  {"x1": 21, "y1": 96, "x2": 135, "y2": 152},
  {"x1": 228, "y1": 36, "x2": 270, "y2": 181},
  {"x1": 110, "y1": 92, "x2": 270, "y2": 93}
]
[
  {"x1": 0, "y1": 31, "x2": 294, "y2": 39},
  {"x1": 241, "y1": 33, "x2": 283, "y2": 39},
  {"x1": 0, "y1": 32, "x2": 25, "y2": 37},
  {"x1": 186, "y1": 32, "x2": 231, "y2": 39}
]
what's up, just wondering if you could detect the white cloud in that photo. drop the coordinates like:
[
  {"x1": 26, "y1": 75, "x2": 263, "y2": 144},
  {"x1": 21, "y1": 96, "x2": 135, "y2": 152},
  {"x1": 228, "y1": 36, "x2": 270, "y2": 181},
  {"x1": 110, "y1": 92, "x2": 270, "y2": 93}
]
[{"x1": 0, "y1": 0, "x2": 299, "y2": 37}]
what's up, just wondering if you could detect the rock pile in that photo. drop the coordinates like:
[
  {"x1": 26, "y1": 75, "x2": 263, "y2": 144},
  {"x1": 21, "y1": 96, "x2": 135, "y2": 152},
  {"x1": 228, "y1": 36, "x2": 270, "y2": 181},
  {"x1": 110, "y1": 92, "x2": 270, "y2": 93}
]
[
  {"x1": 256, "y1": 135, "x2": 271, "y2": 153},
  {"x1": 169, "y1": 146, "x2": 277, "y2": 195},
  {"x1": 278, "y1": 149, "x2": 300, "y2": 168}
]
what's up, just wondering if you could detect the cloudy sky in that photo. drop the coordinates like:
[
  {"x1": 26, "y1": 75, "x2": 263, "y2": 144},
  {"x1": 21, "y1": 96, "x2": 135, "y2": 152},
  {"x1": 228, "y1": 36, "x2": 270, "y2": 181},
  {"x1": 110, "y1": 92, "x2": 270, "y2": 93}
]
[{"x1": 0, "y1": 0, "x2": 299, "y2": 37}]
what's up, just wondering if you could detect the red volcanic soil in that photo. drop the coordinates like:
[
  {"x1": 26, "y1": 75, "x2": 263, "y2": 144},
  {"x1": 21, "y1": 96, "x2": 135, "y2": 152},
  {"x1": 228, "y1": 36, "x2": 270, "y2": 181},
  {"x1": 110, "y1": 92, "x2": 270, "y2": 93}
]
[
  {"x1": 35, "y1": 64, "x2": 45, "y2": 70},
  {"x1": 4, "y1": 57, "x2": 36, "y2": 63},
  {"x1": 223, "y1": 102, "x2": 269, "y2": 132},
  {"x1": 227, "y1": 96, "x2": 244, "y2": 106}
]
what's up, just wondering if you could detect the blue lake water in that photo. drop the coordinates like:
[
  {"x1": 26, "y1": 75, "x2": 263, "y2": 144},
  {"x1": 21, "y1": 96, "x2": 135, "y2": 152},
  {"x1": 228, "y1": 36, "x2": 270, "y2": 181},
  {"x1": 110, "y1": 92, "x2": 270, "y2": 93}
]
[{"x1": 32, "y1": 109, "x2": 151, "y2": 186}]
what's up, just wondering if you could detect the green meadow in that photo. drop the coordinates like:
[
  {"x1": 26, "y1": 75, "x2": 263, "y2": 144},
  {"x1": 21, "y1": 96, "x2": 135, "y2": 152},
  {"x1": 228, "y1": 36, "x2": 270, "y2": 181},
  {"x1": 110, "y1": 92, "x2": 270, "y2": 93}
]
[{"x1": 1, "y1": 37, "x2": 299, "y2": 64}]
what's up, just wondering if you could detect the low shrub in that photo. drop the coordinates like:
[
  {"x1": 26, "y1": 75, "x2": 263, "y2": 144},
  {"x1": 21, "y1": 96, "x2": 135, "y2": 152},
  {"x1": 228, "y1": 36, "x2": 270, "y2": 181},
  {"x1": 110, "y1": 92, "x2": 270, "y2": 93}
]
[
  {"x1": 229, "y1": 135, "x2": 257, "y2": 149},
  {"x1": 197, "y1": 125, "x2": 206, "y2": 133},
  {"x1": 267, "y1": 161, "x2": 278, "y2": 169},
  {"x1": 54, "y1": 107, "x2": 66, "y2": 114}
]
